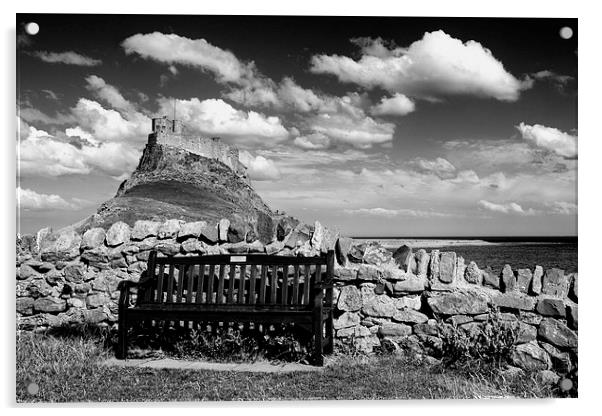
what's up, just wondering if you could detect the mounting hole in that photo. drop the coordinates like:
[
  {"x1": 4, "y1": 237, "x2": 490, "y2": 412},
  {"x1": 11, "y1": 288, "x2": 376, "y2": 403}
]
[
  {"x1": 559, "y1": 26, "x2": 573, "y2": 40},
  {"x1": 25, "y1": 22, "x2": 39, "y2": 35}
]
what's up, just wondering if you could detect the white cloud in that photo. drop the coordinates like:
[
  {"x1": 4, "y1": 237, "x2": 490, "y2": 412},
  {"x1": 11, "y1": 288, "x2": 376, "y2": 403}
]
[
  {"x1": 308, "y1": 113, "x2": 394, "y2": 149},
  {"x1": 343, "y1": 207, "x2": 452, "y2": 218},
  {"x1": 17, "y1": 187, "x2": 80, "y2": 210},
  {"x1": 547, "y1": 201, "x2": 578, "y2": 215},
  {"x1": 239, "y1": 151, "x2": 281, "y2": 181},
  {"x1": 122, "y1": 32, "x2": 257, "y2": 84},
  {"x1": 516, "y1": 122, "x2": 577, "y2": 158},
  {"x1": 310, "y1": 31, "x2": 529, "y2": 101},
  {"x1": 411, "y1": 157, "x2": 456, "y2": 177},
  {"x1": 449, "y1": 169, "x2": 481, "y2": 185},
  {"x1": 85, "y1": 75, "x2": 136, "y2": 114},
  {"x1": 18, "y1": 122, "x2": 140, "y2": 178},
  {"x1": 157, "y1": 97, "x2": 289, "y2": 146},
  {"x1": 31, "y1": 51, "x2": 102, "y2": 66},
  {"x1": 71, "y1": 98, "x2": 149, "y2": 143},
  {"x1": 478, "y1": 200, "x2": 536, "y2": 215},
  {"x1": 371, "y1": 93, "x2": 416, "y2": 116},
  {"x1": 293, "y1": 133, "x2": 332, "y2": 150}
]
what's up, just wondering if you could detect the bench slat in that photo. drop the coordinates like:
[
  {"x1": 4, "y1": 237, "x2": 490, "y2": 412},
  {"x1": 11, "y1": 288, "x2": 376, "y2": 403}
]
[
  {"x1": 248, "y1": 264, "x2": 258, "y2": 305},
  {"x1": 176, "y1": 264, "x2": 186, "y2": 303},
  {"x1": 155, "y1": 262, "x2": 164, "y2": 303},
  {"x1": 154, "y1": 254, "x2": 327, "y2": 266},
  {"x1": 303, "y1": 264, "x2": 311, "y2": 305},
  {"x1": 292, "y1": 264, "x2": 300, "y2": 305},
  {"x1": 238, "y1": 264, "x2": 247, "y2": 304},
  {"x1": 187, "y1": 264, "x2": 196, "y2": 303},
  {"x1": 216, "y1": 265, "x2": 226, "y2": 304},
  {"x1": 259, "y1": 264, "x2": 267, "y2": 304},
  {"x1": 166, "y1": 263, "x2": 175, "y2": 303},
  {"x1": 227, "y1": 265, "x2": 236, "y2": 304},
  {"x1": 270, "y1": 264, "x2": 278, "y2": 304},
  {"x1": 206, "y1": 264, "x2": 215, "y2": 304},
  {"x1": 281, "y1": 265, "x2": 289, "y2": 305}
]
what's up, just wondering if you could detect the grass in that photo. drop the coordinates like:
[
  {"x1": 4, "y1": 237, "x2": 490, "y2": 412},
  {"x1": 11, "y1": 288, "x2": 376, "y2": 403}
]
[{"x1": 15, "y1": 328, "x2": 563, "y2": 402}]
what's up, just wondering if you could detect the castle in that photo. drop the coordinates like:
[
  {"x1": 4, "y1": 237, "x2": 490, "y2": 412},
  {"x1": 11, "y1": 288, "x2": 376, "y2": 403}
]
[{"x1": 148, "y1": 116, "x2": 248, "y2": 178}]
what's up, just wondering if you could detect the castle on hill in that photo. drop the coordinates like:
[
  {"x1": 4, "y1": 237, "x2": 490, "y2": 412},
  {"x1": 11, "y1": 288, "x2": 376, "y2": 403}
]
[{"x1": 148, "y1": 116, "x2": 248, "y2": 178}]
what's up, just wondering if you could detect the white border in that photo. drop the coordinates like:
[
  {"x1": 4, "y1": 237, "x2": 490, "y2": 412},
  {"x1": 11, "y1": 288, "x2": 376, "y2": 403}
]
[{"x1": 2, "y1": 1, "x2": 599, "y2": 414}]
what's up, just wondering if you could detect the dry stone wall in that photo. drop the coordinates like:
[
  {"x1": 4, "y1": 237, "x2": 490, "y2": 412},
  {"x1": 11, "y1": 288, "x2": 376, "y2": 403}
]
[{"x1": 16, "y1": 218, "x2": 577, "y2": 380}]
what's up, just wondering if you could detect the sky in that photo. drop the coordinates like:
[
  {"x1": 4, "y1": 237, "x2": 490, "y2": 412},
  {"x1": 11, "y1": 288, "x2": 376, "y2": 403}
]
[{"x1": 16, "y1": 14, "x2": 577, "y2": 237}]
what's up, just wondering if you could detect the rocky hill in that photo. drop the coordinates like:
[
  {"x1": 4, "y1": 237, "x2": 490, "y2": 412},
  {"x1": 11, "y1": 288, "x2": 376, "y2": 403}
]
[{"x1": 73, "y1": 142, "x2": 276, "y2": 239}]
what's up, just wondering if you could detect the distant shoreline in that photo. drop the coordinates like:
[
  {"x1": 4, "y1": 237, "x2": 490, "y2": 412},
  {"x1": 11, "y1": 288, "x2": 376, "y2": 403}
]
[{"x1": 355, "y1": 237, "x2": 577, "y2": 249}]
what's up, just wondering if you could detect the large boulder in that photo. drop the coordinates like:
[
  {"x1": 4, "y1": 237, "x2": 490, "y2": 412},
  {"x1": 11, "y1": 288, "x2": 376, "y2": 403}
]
[
  {"x1": 438, "y1": 252, "x2": 456, "y2": 283},
  {"x1": 482, "y1": 266, "x2": 500, "y2": 289},
  {"x1": 337, "y1": 286, "x2": 362, "y2": 312},
  {"x1": 362, "y1": 244, "x2": 392, "y2": 266},
  {"x1": 569, "y1": 273, "x2": 578, "y2": 301},
  {"x1": 490, "y1": 292, "x2": 536, "y2": 311},
  {"x1": 464, "y1": 261, "x2": 481, "y2": 284},
  {"x1": 392, "y1": 309, "x2": 428, "y2": 324},
  {"x1": 131, "y1": 220, "x2": 161, "y2": 241},
  {"x1": 392, "y1": 245, "x2": 413, "y2": 271},
  {"x1": 255, "y1": 212, "x2": 275, "y2": 244},
  {"x1": 276, "y1": 216, "x2": 299, "y2": 242},
  {"x1": 516, "y1": 268, "x2": 533, "y2": 293},
  {"x1": 362, "y1": 295, "x2": 397, "y2": 318},
  {"x1": 335, "y1": 237, "x2": 354, "y2": 266},
  {"x1": 33, "y1": 297, "x2": 67, "y2": 313},
  {"x1": 414, "y1": 249, "x2": 429, "y2": 278},
  {"x1": 536, "y1": 298, "x2": 566, "y2": 318},
  {"x1": 333, "y1": 312, "x2": 360, "y2": 329},
  {"x1": 178, "y1": 221, "x2": 207, "y2": 239},
  {"x1": 510, "y1": 342, "x2": 551, "y2": 371},
  {"x1": 392, "y1": 275, "x2": 427, "y2": 294},
  {"x1": 40, "y1": 230, "x2": 82, "y2": 262},
  {"x1": 157, "y1": 219, "x2": 182, "y2": 240},
  {"x1": 538, "y1": 318, "x2": 578, "y2": 349},
  {"x1": 200, "y1": 223, "x2": 219, "y2": 244},
  {"x1": 531, "y1": 265, "x2": 543, "y2": 295},
  {"x1": 500, "y1": 264, "x2": 516, "y2": 292},
  {"x1": 80, "y1": 228, "x2": 106, "y2": 250},
  {"x1": 378, "y1": 322, "x2": 412, "y2": 338},
  {"x1": 427, "y1": 290, "x2": 489, "y2": 315},
  {"x1": 542, "y1": 268, "x2": 569, "y2": 298},
  {"x1": 429, "y1": 250, "x2": 440, "y2": 281},
  {"x1": 226, "y1": 214, "x2": 247, "y2": 243},
  {"x1": 105, "y1": 222, "x2": 131, "y2": 247}
]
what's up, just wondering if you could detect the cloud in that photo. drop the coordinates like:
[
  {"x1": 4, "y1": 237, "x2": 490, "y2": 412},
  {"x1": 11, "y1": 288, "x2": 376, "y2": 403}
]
[
  {"x1": 343, "y1": 207, "x2": 452, "y2": 218},
  {"x1": 310, "y1": 31, "x2": 529, "y2": 101},
  {"x1": 239, "y1": 151, "x2": 281, "y2": 181},
  {"x1": 516, "y1": 123, "x2": 577, "y2": 158},
  {"x1": 529, "y1": 70, "x2": 574, "y2": 92},
  {"x1": 156, "y1": 97, "x2": 290, "y2": 146},
  {"x1": 307, "y1": 113, "x2": 394, "y2": 149},
  {"x1": 478, "y1": 200, "x2": 536, "y2": 215},
  {"x1": 71, "y1": 98, "x2": 149, "y2": 143},
  {"x1": 449, "y1": 169, "x2": 481, "y2": 184},
  {"x1": 18, "y1": 122, "x2": 140, "y2": 178},
  {"x1": 293, "y1": 133, "x2": 332, "y2": 150},
  {"x1": 122, "y1": 32, "x2": 257, "y2": 84},
  {"x1": 17, "y1": 187, "x2": 81, "y2": 210},
  {"x1": 31, "y1": 51, "x2": 102, "y2": 66},
  {"x1": 371, "y1": 94, "x2": 416, "y2": 116},
  {"x1": 547, "y1": 201, "x2": 577, "y2": 215},
  {"x1": 411, "y1": 157, "x2": 456, "y2": 177},
  {"x1": 18, "y1": 107, "x2": 76, "y2": 125},
  {"x1": 85, "y1": 75, "x2": 136, "y2": 114}
]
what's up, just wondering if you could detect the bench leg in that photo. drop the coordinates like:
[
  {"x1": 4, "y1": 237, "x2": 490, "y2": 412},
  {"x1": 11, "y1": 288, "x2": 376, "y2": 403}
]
[
  {"x1": 325, "y1": 310, "x2": 334, "y2": 354},
  {"x1": 312, "y1": 306, "x2": 324, "y2": 366},
  {"x1": 117, "y1": 313, "x2": 127, "y2": 359}
]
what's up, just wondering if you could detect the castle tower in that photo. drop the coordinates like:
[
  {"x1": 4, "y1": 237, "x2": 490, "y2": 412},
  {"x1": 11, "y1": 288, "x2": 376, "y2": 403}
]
[
  {"x1": 152, "y1": 116, "x2": 170, "y2": 134},
  {"x1": 172, "y1": 119, "x2": 183, "y2": 134}
]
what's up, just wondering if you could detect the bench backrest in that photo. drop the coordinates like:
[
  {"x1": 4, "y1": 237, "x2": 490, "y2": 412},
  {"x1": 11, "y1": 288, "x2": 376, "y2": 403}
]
[{"x1": 137, "y1": 250, "x2": 335, "y2": 309}]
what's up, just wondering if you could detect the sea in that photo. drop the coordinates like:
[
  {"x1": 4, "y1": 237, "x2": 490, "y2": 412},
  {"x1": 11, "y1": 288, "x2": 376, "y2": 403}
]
[{"x1": 354, "y1": 236, "x2": 578, "y2": 274}]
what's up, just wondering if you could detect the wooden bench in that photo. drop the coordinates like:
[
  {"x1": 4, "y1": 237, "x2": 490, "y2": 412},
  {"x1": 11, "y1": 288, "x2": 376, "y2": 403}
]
[{"x1": 117, "y1": 249, "x2": 335, "y2": 365}]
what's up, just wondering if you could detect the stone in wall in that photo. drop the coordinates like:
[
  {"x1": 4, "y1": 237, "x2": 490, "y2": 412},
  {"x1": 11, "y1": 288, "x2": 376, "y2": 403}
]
[
  {"x1": 500, "y1": 264, "x2": 516, "y2": 292},
  {"x1": 538, "y1": 318, "x2": 578, "y2": 350},
  {"x1": 536, "y1": 298, "x2": 566, "y2": 318},
  {"x1": 438, "y1": 252, "x2": 456, "y2": 283},
  {"x1": 510, "y1": 342, "x2": 551, "y2": 371},
  {"x1": 516, "y1": 268, "x2": 533, "y2": 293},
  {"x1": 415, "y1": 249, "x2": 429, "y2": 278},
  {"x1": 428, "y1": 250, "x2": 440, "y2": 281},
  {"x1": 40, "y1": 230, "x2": 82, "y2": 262},
  {"x1": 464, "y1": 261, "x2": 481, "y2": 285},
  {"x1": 482, "y1": 266, "x2": 500, "y2": 289},
  {"x1": 131, "y1": 221, "x2": 161, "y2": 241},
  {"x1": 81, "y1": 228, "x2": 106, "y2": 250},
  {"x1": 531, "y1": 265, "x2": 543, "y2": 295},
  {"x1": 392, "y1": 245, "x2": 413, "y2": 272},
  {"x1": 362, "y1": 295, "x2": 397, "y2": 318},
  {"x1": 490, "y1": 291, "x2": 536, "y2": 311},
  {"x1": 541, "y1": 268, "x2": 569, "y2": 298},
  {"x1": 178, "y1": 221, "x2": 207, "y2": 239},
  {"x1": 337, "y1": 286, "x2": 362, "y2": 311},
  {"x1": 106, "y1": 222, "x2": 131, "y2": 247},
  {"x1": 427, "y1": 290, "x2": 489, "y2": 315}
]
